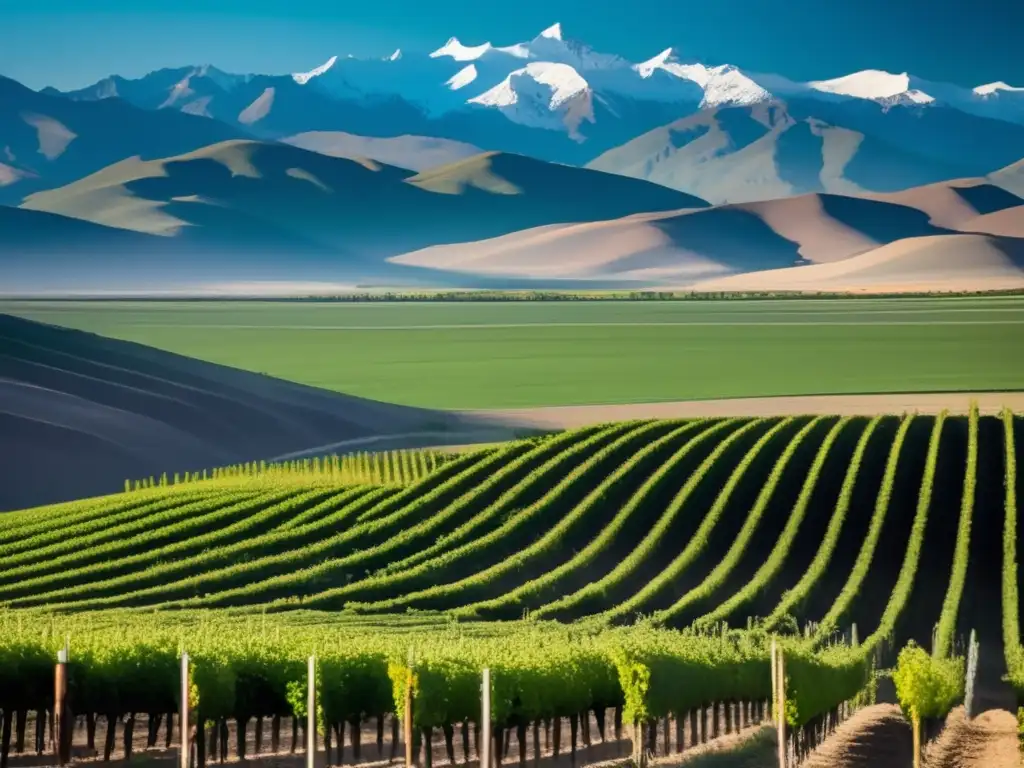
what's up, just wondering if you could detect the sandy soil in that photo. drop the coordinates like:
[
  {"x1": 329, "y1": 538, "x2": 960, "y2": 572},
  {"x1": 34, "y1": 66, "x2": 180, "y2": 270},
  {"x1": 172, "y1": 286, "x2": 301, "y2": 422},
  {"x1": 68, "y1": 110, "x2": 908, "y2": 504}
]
[
  {"x1": 801, "y1": 704, "x2": 912, "y2": 768},
  {"x1": 924, "y1": 707, "x2": 1021, "y2": 768},
  {"x1": 466, "y1": 392, "x2": 1024, "y2": 431}
]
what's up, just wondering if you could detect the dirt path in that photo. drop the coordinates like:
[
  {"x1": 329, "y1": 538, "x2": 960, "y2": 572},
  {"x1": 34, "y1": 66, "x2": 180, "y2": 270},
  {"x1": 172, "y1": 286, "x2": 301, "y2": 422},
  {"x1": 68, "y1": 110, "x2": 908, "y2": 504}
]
[
  {"x1": 800, "y1": 704, "x2": 912, "y2": 768},
  {"x1": 466, "y1": 392, "x2": 1024, "y2": 430},
  {"x1": 924, "y1": 707, "x2": 1020, "y2": 768}
]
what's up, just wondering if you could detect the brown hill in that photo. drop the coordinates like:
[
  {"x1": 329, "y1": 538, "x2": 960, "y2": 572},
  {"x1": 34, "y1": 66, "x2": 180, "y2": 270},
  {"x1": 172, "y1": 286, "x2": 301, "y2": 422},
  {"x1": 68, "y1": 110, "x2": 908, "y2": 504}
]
[
  {"x1": 392, "y1": 180, "x2": 1024, "y2": 286},
  {"x1": 687, "y1": 234, "x2": 1024, "y2": 293}
]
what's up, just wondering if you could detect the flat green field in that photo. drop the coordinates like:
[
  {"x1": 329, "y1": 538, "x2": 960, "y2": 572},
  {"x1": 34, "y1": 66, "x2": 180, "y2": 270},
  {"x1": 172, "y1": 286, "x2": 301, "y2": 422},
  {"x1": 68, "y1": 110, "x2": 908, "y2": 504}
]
[{"x1": 2, "y1": 297, "x2": 1022, "y2": 409}]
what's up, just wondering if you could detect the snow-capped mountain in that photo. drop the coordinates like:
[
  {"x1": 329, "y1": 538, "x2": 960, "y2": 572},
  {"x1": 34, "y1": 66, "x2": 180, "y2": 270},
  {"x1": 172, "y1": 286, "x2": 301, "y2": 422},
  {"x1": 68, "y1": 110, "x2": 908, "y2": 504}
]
[
  {"x1": 52, "y1": 21, "x2": 1024, "y2": 135},
  {"x1": 19, "y1": 21, "x2": 1024, "y2": 205},
  {"x1": 288, "y1": 23, "x2": 1024, "y2": 126}
]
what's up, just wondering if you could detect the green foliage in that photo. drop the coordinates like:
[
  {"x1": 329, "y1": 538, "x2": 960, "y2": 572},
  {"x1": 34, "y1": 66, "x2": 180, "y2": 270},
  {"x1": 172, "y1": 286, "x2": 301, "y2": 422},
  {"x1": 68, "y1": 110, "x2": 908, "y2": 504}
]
[
  {"x1": 892, "y1": 641, "x2": 964, "y2": 720},
  {"x1": 0, "y1": 407, "x2": 1011, "y2": 738},
  {"x1": 934, "y1": 404, "x2": 979, "y2": 659},
  {"x1": 1002, "y1": 412, "x2": 1024, "y2": 702}
]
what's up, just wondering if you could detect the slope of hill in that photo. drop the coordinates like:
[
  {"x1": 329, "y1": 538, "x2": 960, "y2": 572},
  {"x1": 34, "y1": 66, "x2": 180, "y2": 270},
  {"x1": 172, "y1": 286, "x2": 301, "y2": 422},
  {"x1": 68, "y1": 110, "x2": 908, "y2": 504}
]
[
  {"x1": 586, "y1": 101, "x2": 1024, "y2": 204},
  {"x1": 11, "y1": 141, "x2": 705, "y2": 283},
  {"x1": 392, "y1": 180, "x2": 1024, "y2": 285},
  {"x1": 0, "y1": 75, "x2": 247, "y2": 205},
  {"x1": 0, "y1": 412, "x2": 1007, "y2": 693},
  {"x1": 689, "y1": 234, "x2": 1024, "y2": 293},
  {"x1": 0, "y1": 313, "x2": 496, "y2": 510},
  {"x1": 992, "y1": 158, "x2": 1024, "y2": 197},
  {"x1": 282, "y1": 131, "x2": 483, "y2": 171}
]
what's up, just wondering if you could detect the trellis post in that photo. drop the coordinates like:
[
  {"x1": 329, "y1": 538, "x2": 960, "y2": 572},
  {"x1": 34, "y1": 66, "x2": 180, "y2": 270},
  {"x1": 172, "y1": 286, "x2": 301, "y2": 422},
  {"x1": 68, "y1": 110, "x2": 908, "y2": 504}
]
[
  {"x1": 180, "y1": 652, "x2": 190, "y2": 768},
  {"x1": 308, "y1": 655, "x2": 316, "y2": 768},
  {"x1": 481, "y1": 668, "x2": 491, "y2": 768}
]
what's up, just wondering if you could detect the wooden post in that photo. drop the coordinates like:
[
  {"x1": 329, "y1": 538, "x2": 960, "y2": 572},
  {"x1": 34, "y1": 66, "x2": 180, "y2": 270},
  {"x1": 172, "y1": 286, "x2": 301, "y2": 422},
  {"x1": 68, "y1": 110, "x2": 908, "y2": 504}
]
[
  {"x1": 770, "y1": 640, "x2": 778, "y2": 723},
  {"x1": 54, "y1": 647, "x2": 70, "y2": 767},
  {"x1": 181, "y1": 653, "x2": 190, "y2": 768},
  {"x1": 965, "y1": 629, "x2": 979, "y2": 720},
  {"x1": 480, "y1": 669, "x2": 491, "y2": 768},
  {"x1": 775, "y1": 646, "x2": 787, "y2": 768},
  {"x1": 308, "y1": 656, "x2": 316, "y2": 768},
  {"x1": 912, "y1": 713, "x2": 921, "y2": 768},
  {"x1": 405, "y1": 670, "x2": 414, "y2": 768}
]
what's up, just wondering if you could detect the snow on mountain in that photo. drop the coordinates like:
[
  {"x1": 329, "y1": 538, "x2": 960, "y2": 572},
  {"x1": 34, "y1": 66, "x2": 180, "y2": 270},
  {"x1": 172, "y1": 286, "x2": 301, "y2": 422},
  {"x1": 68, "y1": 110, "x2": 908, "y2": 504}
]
[
  {"x1": 293, "y1": 57, "x2": 338, "y2": 85},
  {"x1": 538, "y1": 22, "x2": 563, "y2": 40},
  {"x1": 976, "y1": 82, "x2": 1024, "y2": 96},
  {"x1": 810, "y1": 70, "x2": 914, "y2": 100},
  {"x1": 803, "y1": 69, "x2": 1024, "y2": 119},
  {"x1": 429, "y1": 37, "x2": 530, "y2": 62},
  {"x1": 471, "y1": 62, "x2": 588, "y2": 109},
  {"x1": 469, "y1": 62, "x2": 595, "y2": 136},
  {"x1": 446, "y1": 64, "x2": 479, "y2": 91},
  {"x1": 633, "y1": 49, "x2": 772, "y2": 107},
  {"x1": 52, "y1": 21, "x2": 1024, "y2": 140}
]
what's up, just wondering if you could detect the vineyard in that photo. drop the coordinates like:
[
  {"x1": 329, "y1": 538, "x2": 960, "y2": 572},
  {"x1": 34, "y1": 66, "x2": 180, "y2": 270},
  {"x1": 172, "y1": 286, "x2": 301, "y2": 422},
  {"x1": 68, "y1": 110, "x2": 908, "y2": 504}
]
[{"x1": 1, "y1": 408, "x2": 1022, "y2": 766}]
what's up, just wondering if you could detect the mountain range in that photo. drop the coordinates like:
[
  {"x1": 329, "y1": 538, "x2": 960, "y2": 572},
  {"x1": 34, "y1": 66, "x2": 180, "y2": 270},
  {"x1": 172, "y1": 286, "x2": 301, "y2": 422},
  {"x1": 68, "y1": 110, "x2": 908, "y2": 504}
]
[
  {"x1": 5, "y1": 22, "x2": 1018, "y2": 205},
  {"x1": 2, "y1": 22, "x2": 1024, "y2": 294}
]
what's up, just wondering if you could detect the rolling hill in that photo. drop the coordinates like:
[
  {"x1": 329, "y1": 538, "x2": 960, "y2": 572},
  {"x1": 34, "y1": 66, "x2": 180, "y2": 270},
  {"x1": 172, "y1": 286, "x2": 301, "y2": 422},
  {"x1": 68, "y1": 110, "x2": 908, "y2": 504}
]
[
  {"x1": 282, "y1": 131, "x2": 484, "y2": 171},
  {"x1": 992, "y1": 158, "x2": 1024, "y2": 197},
  {"x1": 392, "y1": 176, "x2": 1024, "y2": 288},
  {"x1": 0, "y1": 312, "x2": 506, "y2": 510},
  {"x1": 689, "y1": 234, "x2": 1024, "y2": 293},
  {"x1": 7, "y1": 140, "x2": 706, "y2": 290}
]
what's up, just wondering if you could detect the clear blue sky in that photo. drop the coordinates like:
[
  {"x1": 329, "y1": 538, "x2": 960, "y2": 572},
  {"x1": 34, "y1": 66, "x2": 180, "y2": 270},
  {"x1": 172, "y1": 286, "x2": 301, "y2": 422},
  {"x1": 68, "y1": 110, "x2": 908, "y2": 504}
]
[{"x1": 1, "y1": 0, "x2": 1022, "y2": 91}]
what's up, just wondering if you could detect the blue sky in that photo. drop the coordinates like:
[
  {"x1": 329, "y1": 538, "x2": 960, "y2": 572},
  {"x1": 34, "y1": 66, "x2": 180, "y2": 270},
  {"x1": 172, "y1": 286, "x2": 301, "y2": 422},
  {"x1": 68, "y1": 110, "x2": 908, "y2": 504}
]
[{"x1": 1, "y1": 0, "x2": 1022, "y2": 91}]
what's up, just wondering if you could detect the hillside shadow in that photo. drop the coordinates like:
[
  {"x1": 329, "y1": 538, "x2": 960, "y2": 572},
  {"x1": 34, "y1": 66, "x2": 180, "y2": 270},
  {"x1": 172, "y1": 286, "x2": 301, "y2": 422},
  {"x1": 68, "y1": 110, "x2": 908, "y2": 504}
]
[
  {"x1": 0, "y1": 313, "x2": 501, "y2": 511},
  {"x1": 774, "y1": 121, "x2": 825, "y2": 194},
  {"x1": 606, "y1": 207, "x2": 805, "y2": 274},
  {"x1": 817, "y1": 194, "x2": 956, "y2": 242},
  {"x1": 0, "y1": 75, "x2": 246, "y2": 204},
  {"x1": 953, "y1": 183, "x2": 1024, "y2": 216}
]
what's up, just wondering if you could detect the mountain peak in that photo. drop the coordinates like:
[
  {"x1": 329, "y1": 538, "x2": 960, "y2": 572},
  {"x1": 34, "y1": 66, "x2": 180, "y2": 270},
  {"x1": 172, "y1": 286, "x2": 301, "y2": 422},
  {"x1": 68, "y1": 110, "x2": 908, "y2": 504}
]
[
  {"x1": 538, "y1": 22, "x2": 563, "y2": 41},
  {"x1": 636, "y1": 48, "x2": 680, "y2": 73},
  {"x1": 430, "y1": 36, "x2": 493, "y2": 61}
]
